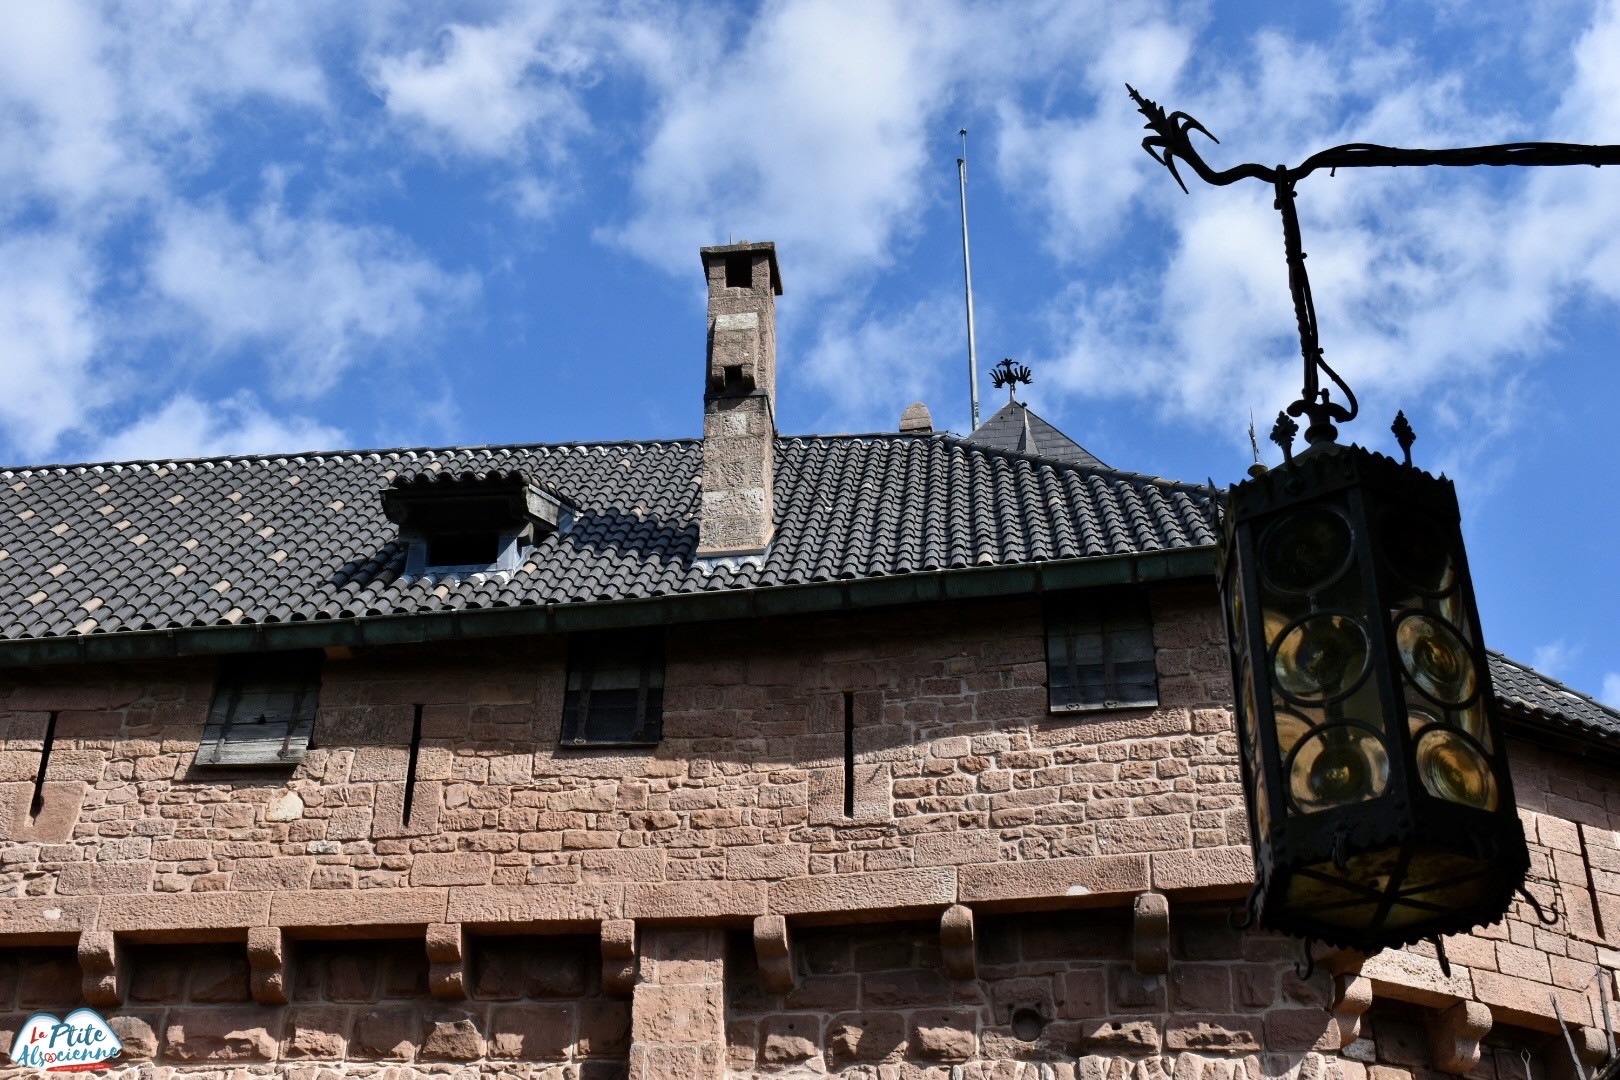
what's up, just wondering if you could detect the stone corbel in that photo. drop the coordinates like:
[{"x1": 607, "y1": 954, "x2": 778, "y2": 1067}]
[
  {"x1": 78, "y1": 930, "x2": 121, "y2": 1007},
  {"x1": 753, "y1": 915, "x2": 795, "y2": 993},
  {"x1": 1428, "y1": 1000, "x2": 1492, "y2": 1074},
  {"x1": 1133, "y1": 892, "x2": 1169, "y2": 975},
  {"x1": 426, "y1": 922, "x2": 467, "y2": 1001},
  {"x1": 601, "y1": 919, "x2": 637, "y2": 997},
  {"x1": 1332, "y1": 973, "x2": 1373, "y2": 1047},
  {"x1": 941, "y1": 904, "x2": 975, "y2": 980},
  {"x1": 247, "y1": 926, "x2": 288, "y2": 1005}
]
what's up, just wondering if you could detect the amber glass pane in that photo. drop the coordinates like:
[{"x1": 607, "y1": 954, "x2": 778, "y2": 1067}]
[
  {"x1": 1289, "y1": 726, "x2": 1389, "y2": 813},
  {"x1": 1397, "y1": 614, "x2": 1477, "y2": 706},
  {"x1": 1262, "y1": 507, "x2": 1354, "y2": 595}
]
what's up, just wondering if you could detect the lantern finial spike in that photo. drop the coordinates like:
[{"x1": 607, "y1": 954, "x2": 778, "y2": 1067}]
[{"x1": 1392, "y1": 411, "x2": 1416, "y2": 466}]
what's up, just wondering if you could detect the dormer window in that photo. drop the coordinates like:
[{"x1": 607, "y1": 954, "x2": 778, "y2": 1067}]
[{"x1": 382, "y1": 468, "x2": 569, "y2": 575}]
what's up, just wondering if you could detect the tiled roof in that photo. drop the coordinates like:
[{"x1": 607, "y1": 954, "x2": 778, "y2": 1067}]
[
  {"x1": 1488, "y1": 651, "x2": 1620, "y2": 745},
  {"x1": 965, "y1": 400, "x2": 1107, "y2": 469},
  {"x1": 0, "y1": 434, "x2": 1218, "y2": 642}
]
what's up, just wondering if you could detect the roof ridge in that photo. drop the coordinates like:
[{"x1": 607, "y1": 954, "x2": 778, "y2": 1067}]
[
  {"x1": 1489, "y1": 649, "x2": 1620, "y2": 721},
  {"x1": 2, "y1": 437, "x2": 705, "y2": 475}
]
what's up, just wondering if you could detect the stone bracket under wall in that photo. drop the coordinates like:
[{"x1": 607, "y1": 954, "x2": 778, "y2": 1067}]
[
  {"x1": 247, "y1": 926, "x2": 288, "y2": 1005},
  {"x1": 1332, "y1": 972, "x2": 1373, "y2": 1048},
  {"x1": 753, "y1": 915, "x2": 794, "y2": 993},
  {"x1": 602, "y1": 919, "x2": 637, "y2": 997},
  {"x1": 1133, "y1": 892, "x2": 1169, "y2": 975},
  {"x1": 941, "y1": 904, "x2": 975, "y2": 980},
  {"x1": 1428, "y1": 1000, "x2": 1492, "y2": 1074},
  {"x1": 426, "y1": 922, "x2": 467, "y2": 1000},
  {"x1": 78, "y1": 929, "x2": 120, "y2": 1007}
]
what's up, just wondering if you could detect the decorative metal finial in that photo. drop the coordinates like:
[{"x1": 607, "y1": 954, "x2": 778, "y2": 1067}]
[
  {"x1": 1247, "y1": 411, "x2": 1268, "y2": 477},
  {"x1": 990, "y1": 358, "x2": 1033, "y2": 403},
  {"x1": 1128, "y1": 84, "x2": 1620, "y2": 457},
  {"x1": 1270, "y1": 411, "x2": 1298, "y2": 464},
  {"x1": 1392, "y1": 411, "x2": 1416, "y2": 466}
]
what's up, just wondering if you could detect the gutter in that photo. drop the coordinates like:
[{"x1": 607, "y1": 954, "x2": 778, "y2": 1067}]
[{"x1": 0, "y1": 547, "x2": 1220, "y2": 668}]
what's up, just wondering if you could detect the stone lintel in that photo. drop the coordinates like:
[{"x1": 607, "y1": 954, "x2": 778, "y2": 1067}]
[
  {"x1": 753, "y1": 914, "x2": 795, "y2": 993},
  {"x1": 1428, "y1": 1000, "x2": 1492, "y2": 1074},
  {"x1": 602, "y1": 919, "x2": 638, "y2": 997},
  {"x1": 1149, "y1": 846, "x2": 1255, "y2": 896},
  {"x1": 958, "y1": 855, "x2": 1148, "y2": 907},
  {"x1": 425, "y1": 922, "x2": 467, "y2": 1001},
  {"x1": 770, "y1": 869, "x2": 955, "y2": 919},
  {"x1": 447, "y1": 885, "x2": 622, "y2": 929},
  {"x1": 1132, "y1": 892, "x2": 1170, "y2": 975},
  {"x1": 625, "y1": 881, "x2": 765, "y2": 923},
  {"x1": 78, "y1": 929, "x2": 121, "y2": 1007},
  {"x1": 940, "y1": 904, "x2": 975, "y2": 980},
  {"x1": 97, "y1": 893, "x2": 269, "y2": 939},
  {"x1": 0, "y1": 897, "x2": 98, "y2": 944},
  {"x1": 246, "y1": 925, "x2": 287, "y2": 1005},
  {"x1": 270, "y1": 888, "x2": 447, "y2": 932}
]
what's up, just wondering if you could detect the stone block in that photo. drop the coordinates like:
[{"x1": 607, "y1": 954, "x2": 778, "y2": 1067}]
[
  {"x1": 352, "y1": 1006, "x2": 418, "y2": 1061},
  {"x1": 632, "y1": 982, "x2": 725, "y2": 1043},
  {"x1": 916, "y1": 829, "x2": 1001, "y2": 867},
  {"x1": 448, "y1": 884, "x2": 621, "y2": 927},
  {"x1": 0, "y1": 780, "x2": 86, "y2": 843},
  {"x1": 108, "y1": 1012, "x2": 159, "y2": 1059},
  {"x1": 625, "y1": 880, "x2": 764, "y2": 921},
  {"x1": 99, "y1": 892, "x2": 269, "y2": 935},
  {"x1": 489, "y1": 1002, "x2": 574, "y2": 1060},
  {"x1": 0, "y1": 897, "x2": 99, "y2": 941},
  {"x1": 1165, "y1": 1017, "x2": 1261, "y2": 1051},
  {"x1": 759, "y1": 1014, "x2": 819, "y2": 1065},
  {"x1": 725, "y1": 844, "x2": 808, "y2": 881},
  {"x1": 271, "y1": 888, "x2": 446, "y2": 929},
  {"x1": 910, "y1": 1009, "x2": 977, "y2": 1061},
  {"x1": 410, "y1": 851, "x2": 494, "y2": 887},
  {"x1": 1151, "y1": 846, "x2": 1255, "y2": 893},
  {"x1": 827, "y1": 1011, "x2": 907, "y2": 1065},
  {"x1": 1264, "y1": 1008, "x2": 1337, "y2": 1052},
  {"x1": 420, "y1": 1007, "x2": 485, "y2": 1061},
  {"x1": 162, "y1": 1008, "x2": 277, "y2": 1062},
  {"x1": 959, "y1": 854, "x2": 1149, "y2": 905},
  {"x1": 578, "y1": 998, "x2": 633, "y2": 1058},
  {"x1": 1077, "y1": 1019, "x2": 1161, "y2": 1051},
  {"x1": 770, "y1": 868, "x2": 955, "y2": 917},
  {"x1": 18, "y1": 950, "x2": 81, "y2": 1008},
  {"x1": 282, "y1": 1005, "x2": 349, "y2": 1060},
  {"x1": 189, "y1": 950, "x2": 252, "y2": 1002}
]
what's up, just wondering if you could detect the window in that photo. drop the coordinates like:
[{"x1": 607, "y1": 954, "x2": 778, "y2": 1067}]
[
  {"x1": 1046, "y1": 591, "x2": 1157, "y2": 711},
  {"x1": 561, "y1": 630, "x2": 665, "y2": 746},
  {"x1": 198, "y1": 651, "x2": 322, "y2": 766}
]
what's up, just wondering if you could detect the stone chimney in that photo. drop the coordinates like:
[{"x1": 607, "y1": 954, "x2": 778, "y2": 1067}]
[{"x1": 697, "y1": 241, "x2": 783, "y2": 557}]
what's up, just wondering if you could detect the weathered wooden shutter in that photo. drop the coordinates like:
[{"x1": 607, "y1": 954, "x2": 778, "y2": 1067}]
[
  {"x1": 561, "y1": 631, "x2": 665, "y2": 746},
  {"x1": 1047, "y1": 592, "x2": 1158, "y2": 711},
  {"x1": 199, "y1": 651, "x2": 323, "y2": 766}
]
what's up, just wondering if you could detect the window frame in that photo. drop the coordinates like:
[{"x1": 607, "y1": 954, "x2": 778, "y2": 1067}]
[
  {"x1": 1045, "y1": 590, "x2": 1159, "y2": 713},
  {"x1": 197, "y1": 650, "x2": 324, "y2": 767},
  {"x1": 559, "y1": 630, "x2": 666, "y2": 748}
]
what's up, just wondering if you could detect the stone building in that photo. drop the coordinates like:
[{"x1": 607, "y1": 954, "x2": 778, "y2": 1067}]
[{"x1": 0, "y1": 241, "x2": 1618, "y2": 1080}]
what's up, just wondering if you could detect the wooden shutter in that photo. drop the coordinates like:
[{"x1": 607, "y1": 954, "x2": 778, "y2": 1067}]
[{"x1": 198, "y1": 651, "x2": 323, "y2": 766}]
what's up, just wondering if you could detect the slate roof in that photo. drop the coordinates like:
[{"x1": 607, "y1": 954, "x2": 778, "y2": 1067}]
[
  {"x1": 0, "y1": 434, "x2": 1218, "y2": 641},
  {"x1": 1488, "y1": 651, "x2": 1620, "y2": 745},
  {"x1": 965, "y1": 400, "x2": 1108, "y2": 469}
]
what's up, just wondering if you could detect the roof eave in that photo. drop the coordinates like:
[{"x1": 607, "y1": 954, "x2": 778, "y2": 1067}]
[{"x1": 0, "y1": 546, "x2": 1220, "y2": 668}]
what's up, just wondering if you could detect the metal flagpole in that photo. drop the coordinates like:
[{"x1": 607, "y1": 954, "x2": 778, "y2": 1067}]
[{"x1": 957, "y1": 129, "x2": 981, "y2": 431}]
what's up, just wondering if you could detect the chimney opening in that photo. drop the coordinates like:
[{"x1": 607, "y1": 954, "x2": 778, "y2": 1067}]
[
  {"x1": 724, "y1": 252, "x2": 752, "y2": 288},
  {"x1": 723, "y1": 364, "x2": 744, "y2": 390}
]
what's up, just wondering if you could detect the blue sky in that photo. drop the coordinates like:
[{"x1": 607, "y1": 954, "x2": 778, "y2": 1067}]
[{"x1": 2, "y1": 0, "x2": 1619, "y2": 701}]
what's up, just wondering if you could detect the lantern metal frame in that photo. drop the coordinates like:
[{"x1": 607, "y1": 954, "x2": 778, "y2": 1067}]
[{"x1": 1127, "y1": 86, "x2": 1618, "y2": 954}]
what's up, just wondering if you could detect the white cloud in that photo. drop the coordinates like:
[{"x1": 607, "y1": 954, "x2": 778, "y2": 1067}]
[
  {"x1": 91, "y1": 392, "x2": 346, "y2": 462},
  {"x1": 1532, "y1": 640, "x2": 1577, "y2": 676},
  {"x1": 149, "y1": 192, "x2": 478, "y2": 397},
  {"x1": 368, "y1": 5, "x2": 594, "y2": 162},
  {"x1": 797, "y1": 294, "x2": 962, "y2": 434},
  {"x1": 0, "y1": 230, "x2": 106, "y2": 458},
  {"x1": 1604, "y1": 672, "x2": 1620, "y2": 708}
]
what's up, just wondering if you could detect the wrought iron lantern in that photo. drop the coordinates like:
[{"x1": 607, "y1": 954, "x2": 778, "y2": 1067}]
[{"x1": 1128, "y1": 87, "x2": 1620, "y2": 955}]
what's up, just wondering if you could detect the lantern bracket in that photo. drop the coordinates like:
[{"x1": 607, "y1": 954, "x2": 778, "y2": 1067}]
[{"x1": 1128, "y1": 84, "x2": 1620, "y2": 448}]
